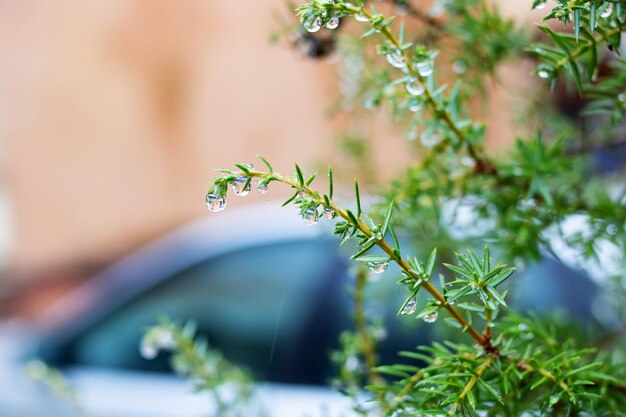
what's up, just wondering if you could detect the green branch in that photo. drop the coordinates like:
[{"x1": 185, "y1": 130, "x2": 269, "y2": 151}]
[
  {"x1": 341, "y1": 2, "x2": 499, "y2": 176},
  {"x1": 239, "y1": 167, "x2": 490, "y2": 349},
  {"x1": 447, "y1": 355, "x2": 494, "y2": 416}
]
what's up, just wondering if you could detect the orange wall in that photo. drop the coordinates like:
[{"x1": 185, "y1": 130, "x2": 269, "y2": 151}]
[
  {"x1": 0, "y1": 1, "x2": 538, "y2": 285},
  {"x1": 0, "y1": 0, "x2": 345, "y2": 276}
]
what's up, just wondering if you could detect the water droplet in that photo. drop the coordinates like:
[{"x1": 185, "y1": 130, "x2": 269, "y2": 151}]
[
  {"x1": 406, "y1": 78, "x2": 424, "y2": 96},
  {"x1": 518, "y1": 323, "x2": 529, "y2": 331},
  {"x1": 416, "y1": 60, "x2": 433, "y2": 77},
  {"x1": 298, "y1": 189, "x2": 308, "y2": 198},
  {"x1": 423, "y1": 311, "x2": 438, "y2": 323},
  {"x1": 368, "y1": 261, "x2": 388, "y2": 274},
  {"x1": 303, "y1": 208, "x2": 319, "y2": 226},
  {"x1": 140, "y1": 342, "x2": 158, "y2": 360},
  {"x1": 600, "y1": 3, "x2": 613, "y2": 18},
  {"x1": 326, "y1": 16, "x2": 339, "y2": 29},
  {"x1": 345, "y1": 356, "x2": 361, "y2": 372},
  {"x1": 306, "y1": 17, "x2": 322, "y2": 33},
  {"x1": 323, "y1": 207, "x2": 336, "y2": 219},
  {"x1": 407, "y1": 98, "x2": 422, "y2": 112},
  {"x1": 156, "y1": 330, "x2": 175, "y2": 349},
  {"x1": 258, "y1": 181, "x2": 269, "y2": 194},
  {"x1": 460, "y1": 156, "x2": 476, "y2": 168},
  {"x1": 452, "y1": 60, "x2": 467, "y2": 74},
  {"x1": 405, "y1": 126, "x2": 419, "y2": 141},
  {"x1": 401, "y1": 298, "x2": 417, "y2": 315},
  {"x1": 534, "y1": 1, "x2": 546, "y2": 10},
  {"x1": 606, "y1": 224, "x2": 617, "y2": 235},
  {"x1": 376, "y1": 233, "x2": 383, "y2": 240},
  {"x1": 373, "y1": 327, "x2": 388, "y2": 341},
  {"x1": 537, "y1": 69, "x2": 551, "y2": 79},
  {"x1": 232, "y1": 176, "x2": 251, "y2": 196},
  {"x1": 206, "y1": 193, "x2": 226, "y2": 212},
  {"x1": 420, "y1": 131, "x2": 441, "y2": 148},
  {"x1": 355, "y1": 12, "x2": 369, "y2": 22},
  {"x1": 387, "y1": 51, "x2": 406, "y2": 69}
]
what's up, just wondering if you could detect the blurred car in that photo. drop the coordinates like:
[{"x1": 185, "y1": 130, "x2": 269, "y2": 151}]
[
  {"x1": 0, "y1": 203, "x2": 603, "y2": 417},
  {"x1": 0, "y1": 203, "x2": 365, "y2": 417}
]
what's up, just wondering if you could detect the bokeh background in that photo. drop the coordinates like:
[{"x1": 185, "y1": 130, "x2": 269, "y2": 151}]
[{"x1": 0, "y1": 1, "x2": 538, "y2": 318}]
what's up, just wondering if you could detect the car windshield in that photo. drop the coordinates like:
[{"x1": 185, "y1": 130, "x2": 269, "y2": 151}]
[{"x1": 46, "y1": 239, "x2": 357, "y2": 385}]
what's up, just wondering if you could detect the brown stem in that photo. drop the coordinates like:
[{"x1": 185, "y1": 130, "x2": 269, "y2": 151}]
[
  {"x1": 250, "y1": 170, "x2": 492, "y2": 351},
  {"x1": 448, "y1": 356, "x2": 494, "y2": 416},
  {"x1": 351, "y1": 5, "x2": 500, "y2": 178},
  {"x1": 354, "y1": 264, "x2": 384, "y2": 386}
]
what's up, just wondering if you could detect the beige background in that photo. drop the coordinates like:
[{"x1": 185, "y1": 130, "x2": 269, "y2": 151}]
[{"x1": 0, "y1": 1, "x2": 539, "y2": 313}]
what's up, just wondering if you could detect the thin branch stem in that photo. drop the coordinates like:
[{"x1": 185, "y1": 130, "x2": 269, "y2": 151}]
[
  {"x1": 520, "y1": 362, "x2": 573, "y2": 397},
  {"x1": 354, "y1": 264, "x2": 384, "y2": 386},
  {"x1": 247, "y1": 169, "x2": 490, "y2": 349},
  {"x1": 447, "y1": 356, "x2": 494, "y2": 416},
  {"x1": 484, "y1": 309, "x2": 493, "y2": 340},
  {"x1": 392, "y1": 368, "x2": 425, "y2": 407},
  {"x1": 343, "y1": 3, "x2": 499, "y2": 176},
  {"x1": 553, "y1": 25, "x2": 624, "y2": 73}
]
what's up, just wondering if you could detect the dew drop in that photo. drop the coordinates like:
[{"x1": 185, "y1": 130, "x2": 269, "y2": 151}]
[
  {"x1": 355, "y1": 12, "x2": 369, "y2": 22},
  {"x1": 368, "y1": 261, "x2": 388, "y2": 274},
  {"x1": 416, "y1": 60, "x2": 433, "y2": 77},
  {"x1": 376, "y1": 233, "x2": 383, "y2": 240},
  {"x1": 373, "y1": 327, "x2": 388, "y2": 341},
  {"x1": 534, "y1": 1, "x2": 546, "y2": 10},
  {"x1": 303, "y1": 208, "x2": 319, "y2": 226},
  {"x1": 258, "y1": 181, "x2": 269, "y2": 194},
  {"x1": 156, "y1": 330, "x2": 175, "y2": 349},
  {"x1": 420, "y1": 131, "x2": 442, "y2": 148},
  {"x1": 406, "y1": 78, "x2": 425, "y2": 96},
  {"x1": 323, "y1": 207, "x2": 336, "y2": 219},
  {"x1": 306, "y1": 17, "x2": 322, "y2": 33},
  {"x1": 606, "y1": 224, "x2": 617, "y2": 235},
  {"x1": 206, "y1": 193, "x2": 226, "y2": 212},
  {"x1": 326, "y1": 16, "x2": 340, "y2": 29},
  {"x1": 518, "y1": 323, "x2": 529, "y2": 331},
  {"x1": 232, "y1": 176, "x2": 251, "y2": 196},
  {"x1": 345, "y1": 356, "x2": 361, "y2": 372},
  {"x1": 460, "y1": 156, "x2": 476, "y2": 168},
  {"x1": 452, "y1": 59, "x2": 467, "y2": 74},
  {"x1": 387, "y1": 51, "x2": 406, "y2": 69},
  {"x1": 423, "y1": 311, "x2": 438, "y2": 323},
  {"x1": 140, "y1": 342, "x2": 158, "y2": 360},
  {"x1": 407, "y1": 98, "x2": 422, "y2": 112},
  {"x1": 401, "y1": 298, "x2": 417, "y2": 315},
  {"x1": 537, "y1": 69, "x2": 551, "y2": 79}
]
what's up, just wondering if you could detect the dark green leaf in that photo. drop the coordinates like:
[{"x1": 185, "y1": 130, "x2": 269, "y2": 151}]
[
  {"x1": 382, "y1": 201, "x2": 394, "y2": 236},
  {"x1": 295, "y1": 164, "x2": 305, "y2": 186}
]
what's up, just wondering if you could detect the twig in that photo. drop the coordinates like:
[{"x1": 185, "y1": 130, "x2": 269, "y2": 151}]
[
  {"x1": 447, "y1": 356, "x2": 494, "y2": 416},
  {"x1": 246, "y1": 169, "x2": 491, "y2": 350}
]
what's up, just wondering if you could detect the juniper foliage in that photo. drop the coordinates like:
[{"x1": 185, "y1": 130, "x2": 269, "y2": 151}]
[{"x1": 152, "y1": 1, "x2": 626, "y2": 415}]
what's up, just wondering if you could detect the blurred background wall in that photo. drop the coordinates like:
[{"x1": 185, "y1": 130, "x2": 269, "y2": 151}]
[
  {"x1": 0, "y1": 0, "x2": 343, "y2": 313},
  {"x1": 0, "y1": 0, "x2": 535, "y2": 316}
]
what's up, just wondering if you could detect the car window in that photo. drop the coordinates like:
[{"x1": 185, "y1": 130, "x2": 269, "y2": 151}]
[{"x1": 50, "y1": 239, "x2": 353, "y2": 385}]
